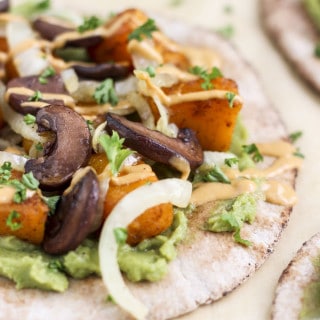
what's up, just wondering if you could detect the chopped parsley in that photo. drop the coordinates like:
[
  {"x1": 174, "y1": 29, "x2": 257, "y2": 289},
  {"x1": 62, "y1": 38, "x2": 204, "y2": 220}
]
[
  {"x1": 294, "y1": 149, "x2": 305, "y2": 158},
  {"x1": 216, "y1": 24, "x2": 234, "y2": 39},
  {"x1": 93, "y1": 79, "x2": 118, "y2": 106},
  {"x1": 77, "y1": 16, "x2": 102, "y2": 33},
  {"x1": 113, "y1": 227, "x2": 128, "y2": 245},
  {"x1": 289, "y1": 130, "x2": 303, "y2": 143},
  {"x1": 99, "y1": 131, "x2": 133, "y2": 175},
  {"x1": 193, "y1": 165, "x2": 230, "y2": 184},
  {"x1": 225, "y1": 91, "x2": 236, "y2": 107},
  {"x1": 128, "y1": 19, "x2": 158, "y2": 41},
  {"x1": 6, "y1": 210, "x2": 22, "y2": 231},
  {"x1": 145, "y1": 65, "x2": 156, "y2": 77},
  {"x1": 242, "y1": 144, "x2": 264, "y2": 163},
  {"x1": 11, "y1": 0, "x2": 51, "y2": 18},
  {"x1": 189, "y1": 66, "x2": 223, "y2": 90},
  {"x1": 8, "y1": 180, "x2": 27, "y2": 204},
  {"x1": 21, "y1": 172, "x2": 39, "y2": 190},
  {"x1": 28, "y1": 90, "x2": 42, "y2": 102},
  {"x1": 43, "y1": 195, "x2": 60, "y2": 216},
  {"x1": 0, "y1": 162, "x2": 12, "y2": 183},
  {"x1": 23, "y1": 114, "x2": 36, "y2": 125},
  {"x1": 38, "y1": 66, "x2": 55, "y2": 84},
  {"x1": 224, "y1": 157, "x2": 239, "y2": 167}
]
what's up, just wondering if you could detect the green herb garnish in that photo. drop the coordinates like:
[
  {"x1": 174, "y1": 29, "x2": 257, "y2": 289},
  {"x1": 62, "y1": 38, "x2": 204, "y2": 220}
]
[
  {"x1": 0, "y1": 162, "x2": 12, "y2": 183},
  {"x1": 28, "y1": 90, "x2": 42, "y2": 102},
  {"x1": 23, "y1": 114, "x2": 36, "y2": 125},
  {"x1": 35, "y1": 142, "x2": 43, "y2": 151},
  {"x1": 113, "y1": 227, "x2": 128, "y2": 245},
  {"x1": 128, "y1": 19, "x2": 158, "y2": 41},
  {"x1": 216, "y1": 24, "x2": 234, "y2": 39},
  {"x1": 194, "y1": 165, "x2": 230, "y2": 184},
  {"x1": 93, "y1": 79, "x2": 118, "y2": 106},
  {"x1": 189, "y1": 66, "x2": 223, "y2": 90},
  {"x1": 169, "y1": 0, "x2": 184, "y2": 7},
  {"x1": 99, "y1": 131, "x2": 133, "y2": 175},
  {"x1": 224, "y1": 157, "x2": 239, "y2": 167},
  {"x1": 78, "y1": 16, "x2": 102, "y2": 33},
  {"x1": 294, "y1": 150, "x2": 305, "y2": 158},
  {"x1": 145, "y1": 65, "x2": 156, "y2": 77},
  {"x1": 38, "y1": 66, "x2": 55, "y2": 84},
  {"x1": 21, "y1": 172, "x2": 39, "y2": 190},
  {"x1": 6, "y1": 210, "x2": 22, "y2": 231},
  {"x1": 225, "y1": 92, "x2": 236, "y2": 107},
  {"x1": 11, "y1": 0, "x2": 51, "y2": 18},
  {"x1": 242, "y1": 144, "x2": 264, "y2": 163},
  {"x1": 289, "y1": 131, "x2": 303, "y2": 143},
  {"x1": 43, "y1": 195, "x2": 60, "y2": 216}
]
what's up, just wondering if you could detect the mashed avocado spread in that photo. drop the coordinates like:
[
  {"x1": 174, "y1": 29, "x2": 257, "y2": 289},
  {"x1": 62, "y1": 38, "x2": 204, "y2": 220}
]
[
  {"x1": 0, "y1": 210, "x2": 187, "y2": 291},
  {"x1": 299, "y1": 255, "x2": 320, "y2": 319}
]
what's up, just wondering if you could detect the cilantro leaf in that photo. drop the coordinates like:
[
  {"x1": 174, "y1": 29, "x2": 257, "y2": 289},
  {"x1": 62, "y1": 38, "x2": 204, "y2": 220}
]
[
  {"x1": 189, "y1": 66, "x2": 223, "y2": 90},
  {"x1": 28, "y1": 90, "x2": 42, "y2": 102},
  {"x1": 93, "y1": 79, "x2": 118, "y2": 106},
  {"x1": 21, "y1": 172, "x2": 39, "y2": 190},
  {"x1": 224, "y1": 157, "x2": 239, "y2": 167},
  {"x1": 11, "y1": 0, "x2": 51, "y2": 18},
  {"x1": 216, "y1": 24, "x2": 234, "y2": 39},
  {"x1": 113, "y1": 227, "x2": 128, "y2": 245},
  {"x1": 6, "y1": 210, "x2": 22, "y2": 231},
  {"x1": 193, "y1": 165, "x2": 230, "y2": 184},
  {"x1": 242, "y1": 144, "x2": 263, "y2": 163},
  {"x1": 78, "y1": 16, "x2": 102, "y2": 33},
  {"x1": 38, "y1": 66, "x2": 55, "y2": 84},
  {"x1": 128, "y1": 19, "x2": 158, "y2": 41},
  {"x1": 289, "y1": 131, "x2": 303, "y2": 143},
  {"x1": 225, "y1": 92, "x2": 236, "y2": 108},
  {"x1": 99, "y1": 131, "x2": 133, "y2": 175},
  {"x1": 43, "y1": 195, "x2": 60, "y2": 216},
  {"x1": 0, "y1": 162, "x2": 12, "y2": 183},
  {"x1": 23, "y1": 114, "x2": 36, "y2": 125}
]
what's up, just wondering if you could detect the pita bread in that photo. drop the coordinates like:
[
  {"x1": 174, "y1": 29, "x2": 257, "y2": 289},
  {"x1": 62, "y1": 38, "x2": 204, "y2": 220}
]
[
  {"x1": 261, "y1": 0, "x2": 320, "y2": 92},
  {"x1": 0, "y1": 14, "x2": 297, "y2": 320},
  {"x1": 272, "y1": 232, "x2": 320, "y2": 320}
]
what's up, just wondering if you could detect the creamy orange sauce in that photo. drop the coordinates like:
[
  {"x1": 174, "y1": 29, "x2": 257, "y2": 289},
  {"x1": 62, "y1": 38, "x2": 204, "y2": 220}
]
[
  {"x1": 5, "y1": 87, "x2": 75, "y2": 109},
  {"x1": 191, "y1": 140, "x2": 302, "y2": 207},
  {"x1": 135, "y1": 70, "x2": 242, "y2": 106},
  {"x1": 111, "y1": 164, "x2": 155, "y2": 186},
  {"x1": 169, "y1": 155, "x2": 190, "y2": 180}
]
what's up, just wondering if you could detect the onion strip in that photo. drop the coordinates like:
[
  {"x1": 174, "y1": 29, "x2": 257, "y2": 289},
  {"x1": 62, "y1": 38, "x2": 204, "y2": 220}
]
[{"x1": 98, "y1": 178, "x2": 192, "y2": 320}]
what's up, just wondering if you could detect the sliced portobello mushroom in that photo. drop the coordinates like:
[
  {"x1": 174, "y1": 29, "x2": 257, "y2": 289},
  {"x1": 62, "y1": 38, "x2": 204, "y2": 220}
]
[
  {"x1": 43, "y1": 167, "x2": 101, "y2": 255},
  {"x1": 33, "y1": 16, "x2": 75, "y2": 41},
  {"x1": 105, "y1": 113, "x2": 203, "y2": 170},
  {"x1": 6, "y1": 74, "x2": 72, "y2": 115},
  {"x1": 72, "y1": 62, "x2": 131, "y2": 80},
  {"x1": 25, "y1": 104, "x2": 91, "y2": 189}
]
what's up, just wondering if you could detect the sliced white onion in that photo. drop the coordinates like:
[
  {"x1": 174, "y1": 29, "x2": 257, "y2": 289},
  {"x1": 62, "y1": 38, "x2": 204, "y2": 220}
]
[
  {"x1": 203, "y1": 151, "x2": 238, "y2": 169},
  {"x1": 0, "y1": 84, "x2": 45, "y2": 143},
  {"x1": 0, "y1": 151, "x2": 27, "y2": 171},
  {"x1": 61, "y1": 68, "x2": 79, "y2": 94},
  {"x1": 6, "y1": 19, "x2": 49, "y2": 77},
  {"x1": 98, "y1": 178, "x2": 192, "y2": 320},
  {"x1": 115, "y1": 75, "x2": 137, "y2": 96}
]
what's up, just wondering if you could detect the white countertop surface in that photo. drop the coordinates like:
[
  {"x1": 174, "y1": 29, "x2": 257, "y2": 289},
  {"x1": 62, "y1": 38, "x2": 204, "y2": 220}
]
[{"x1": 13, "y1": 0, "x2": 320, "y2": 319}]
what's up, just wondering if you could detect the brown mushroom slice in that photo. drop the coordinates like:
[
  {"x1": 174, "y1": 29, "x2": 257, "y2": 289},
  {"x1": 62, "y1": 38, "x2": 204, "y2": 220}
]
[
  {"x1": 25, "y1": 104, "x2": 91, "y2": 189},
  {"x1": 0, "y1": 0, "x2": 9, "y2": 12},
  {"x1": 65, "y1": 35, "x2": 103, "y2": 48},
  {"x1": 43, "y1": 166, "x2": 101, "y2": 255},
  {"x1": 6, "y1": 74, "x2": 72, "y2": 115},
  {"x1": 33, "y1": 16, "x2": 75, "y2": 41},
  {"x1": 72, "y1": 62, "x2": 131, "y2": 81},
  {"x1": 105, "y1": 113, "x2": 203, "y2": 170}
]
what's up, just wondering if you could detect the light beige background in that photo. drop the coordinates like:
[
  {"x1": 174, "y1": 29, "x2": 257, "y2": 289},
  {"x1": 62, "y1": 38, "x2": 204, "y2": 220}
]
[{"x1": 13, "y1": 0, "x2": 320, "y2": 319}]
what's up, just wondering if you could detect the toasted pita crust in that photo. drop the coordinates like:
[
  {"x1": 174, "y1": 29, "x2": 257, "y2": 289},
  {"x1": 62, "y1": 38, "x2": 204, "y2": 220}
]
[
  {"x1": 272, "y1": 232, "x2": 320, "y2": 319},
  {"x1": 261, "y1": 0, "x2": 320, "y2": 92},
  {"x1": 0, "y1": 15, "x2": 297, "y2": 320}
]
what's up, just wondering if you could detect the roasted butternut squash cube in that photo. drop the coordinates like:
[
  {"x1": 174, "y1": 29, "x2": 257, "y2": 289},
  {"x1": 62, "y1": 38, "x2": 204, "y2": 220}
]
[{"x1": 104, "y1": 164, "x2": 173, "y2": 245}]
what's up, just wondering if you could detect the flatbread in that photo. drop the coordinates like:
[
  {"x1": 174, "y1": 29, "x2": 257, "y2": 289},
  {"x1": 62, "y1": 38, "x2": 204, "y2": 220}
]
[
  {"x1": 272, "y1": 232, "x2": 320, "y2": 319},
  {"x1": 261, "y1": 0, "x2": 320, "y2": 92},
  {"x1": 0, "y1": 14, "x2": 297, "y2": 320}
]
